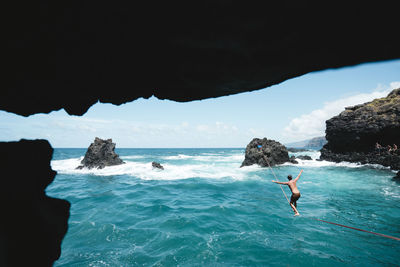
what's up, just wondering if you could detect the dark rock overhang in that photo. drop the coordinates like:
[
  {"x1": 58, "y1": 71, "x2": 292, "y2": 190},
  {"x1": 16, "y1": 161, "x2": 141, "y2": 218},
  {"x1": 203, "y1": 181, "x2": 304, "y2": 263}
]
[{"x1": 4, "y1": 1, "x2": 400, "y2": 116}]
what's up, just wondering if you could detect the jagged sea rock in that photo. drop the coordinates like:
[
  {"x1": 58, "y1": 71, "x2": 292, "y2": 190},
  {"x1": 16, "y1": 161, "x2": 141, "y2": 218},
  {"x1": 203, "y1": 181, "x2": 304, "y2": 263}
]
[
  {"x1": 77, "y1": 137, "x2": 124, "y2": 169},
  {"x1": 297, "y1": 155, "x2": 312, "y2": 160},
  {"x1": 241, "y1": 138, "x2": 290, "y2": 167},
  {"x1": 289, "y1": 155, "x2": 298, "y2": 164},
  {"x1": 152, "y1": 161, "x2": 164, "y2": 170},
  {"x1": 320, "y1": 88, "x2": 400, "y2": 171}
]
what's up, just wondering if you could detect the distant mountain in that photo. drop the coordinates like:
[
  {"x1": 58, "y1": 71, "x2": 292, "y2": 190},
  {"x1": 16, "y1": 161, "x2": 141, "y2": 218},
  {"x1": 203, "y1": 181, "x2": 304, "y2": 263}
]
[
  {"x1": 305, "y1": 136, "x2": 327, "y2": 149},
  {"x1": 285, "y1": 139, "x2": 309, "y2": 148},
  {"x1": 285, "y1": 136, "x2": 327, "y2": 150}
]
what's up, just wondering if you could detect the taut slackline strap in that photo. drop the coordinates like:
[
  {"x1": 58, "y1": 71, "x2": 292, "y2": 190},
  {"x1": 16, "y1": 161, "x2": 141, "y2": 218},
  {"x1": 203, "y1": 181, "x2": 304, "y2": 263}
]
[
  {"x1": 311, "y1": 218, "x2": 400, "y2": 241},
  {"x1": 262, "y1": 154, "x2": 289, "y2": 204},
  {"x1": 259, "y1": 148, "x2": 400, "y2": 241}
]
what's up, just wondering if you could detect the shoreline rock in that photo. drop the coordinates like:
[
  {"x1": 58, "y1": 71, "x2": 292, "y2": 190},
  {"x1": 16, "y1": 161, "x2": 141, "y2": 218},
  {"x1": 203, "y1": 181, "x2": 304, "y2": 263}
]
[
  {"x1": 320, "y1": 88, "x2": 400, "y2": 171},
  {"x1": 287, "y1": 147, "x2": 310, "y2": 153},
  {"x1": 241, "y1": 138, "x2": 291, "y2": 167},
  {"x1": 152, "y1": 161, "x2": 164, "y2": 170},
  {"x1": 77, "y1": 137, "x2": 124, "y2": 169},
  {"x1": 297, "y1": 155, "x2": 312, "y2": 160},
  {"x1": 320, "y1": 149, "x2": 400, "y2": 169}
]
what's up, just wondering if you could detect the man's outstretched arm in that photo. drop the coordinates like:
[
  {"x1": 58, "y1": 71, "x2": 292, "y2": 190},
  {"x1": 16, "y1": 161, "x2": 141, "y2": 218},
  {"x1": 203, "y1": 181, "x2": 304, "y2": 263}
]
[
  {"x1": 294, "y1": 169, "x2": 303, "y2": 182},
  {"x1": 272, "y1": 180, "x2": 289, "y2": 185}
]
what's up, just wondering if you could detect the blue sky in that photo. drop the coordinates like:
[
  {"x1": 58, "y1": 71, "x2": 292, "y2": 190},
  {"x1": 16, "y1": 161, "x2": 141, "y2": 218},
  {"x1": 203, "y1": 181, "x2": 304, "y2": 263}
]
[{"x1": 1, "y1": 59, "x2": 399, "y2": 148}]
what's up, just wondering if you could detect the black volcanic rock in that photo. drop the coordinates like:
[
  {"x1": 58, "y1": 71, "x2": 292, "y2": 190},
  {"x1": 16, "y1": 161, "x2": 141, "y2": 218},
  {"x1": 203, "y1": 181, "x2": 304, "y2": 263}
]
[
  {"x1": 287, "y1": 148, "x2": 309, "y2": 153},
  {"x1": 321, "y1": 88, "x2": 400, "y2": 170},
  {"x1": 152, "y1": 161, "x2": 164, "y2": 170},
  {"x1": 289, "y1": 155, "x2": 299, "y2": 164},
  {"x1": 77, "y1": 137, "x2": 124, "y2": 169},
  {"x1": 297, "y1": 155, "x2": 312, "y2": 160},
  {"x1": 395, "y1": 171, "x2": 400, "y2": 179},
  {"x1": 3, "y1": 2, "x2": 400, "y2": 117},
  {"x1": 0, "y1": 140, "x2": 69, "y2": 266},
  {"x1": 241, "y1": 138, "x2": 290, "y2": 167}
]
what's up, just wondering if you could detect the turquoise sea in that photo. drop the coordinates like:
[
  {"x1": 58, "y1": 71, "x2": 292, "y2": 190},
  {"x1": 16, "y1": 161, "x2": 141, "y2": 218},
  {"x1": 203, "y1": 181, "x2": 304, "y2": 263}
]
[{"x1": 47, "y1": 148, "x2": 400, "y2": 266}]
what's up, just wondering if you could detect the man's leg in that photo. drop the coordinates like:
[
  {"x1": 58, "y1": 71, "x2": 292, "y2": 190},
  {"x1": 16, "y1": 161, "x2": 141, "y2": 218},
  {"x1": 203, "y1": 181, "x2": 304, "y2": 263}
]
[
  {"x1": 290, "y1": 199, "x2": 300, "y2": 215},
  {"x1": 290, "y1": 203, "x2": 300, "y2": 215}
]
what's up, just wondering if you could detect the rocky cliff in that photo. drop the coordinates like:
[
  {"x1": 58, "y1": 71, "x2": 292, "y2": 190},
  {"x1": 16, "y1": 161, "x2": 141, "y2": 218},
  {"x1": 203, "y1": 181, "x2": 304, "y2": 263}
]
[{"x1": 321, "y1": 88, "x2": 400, "y2": 173}]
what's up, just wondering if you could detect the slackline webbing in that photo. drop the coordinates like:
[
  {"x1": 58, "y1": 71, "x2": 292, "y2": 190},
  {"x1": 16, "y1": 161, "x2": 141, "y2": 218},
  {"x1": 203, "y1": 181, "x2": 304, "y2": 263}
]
[
  {"x1": 310, "y1": 218, "x2": 400, "y2": 241},
  {"x1": 261, "y1": 151, "x2": 400, "y2": 242},
  {"x1": 263, "y1": 154, "x2": 289, "y2": 203}
]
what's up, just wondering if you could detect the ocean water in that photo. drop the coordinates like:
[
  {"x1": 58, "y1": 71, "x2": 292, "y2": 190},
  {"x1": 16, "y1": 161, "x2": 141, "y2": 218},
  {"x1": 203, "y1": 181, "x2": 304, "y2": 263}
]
[{"x1": 47, "y1": 148, "x2": 400, "y2": 266}]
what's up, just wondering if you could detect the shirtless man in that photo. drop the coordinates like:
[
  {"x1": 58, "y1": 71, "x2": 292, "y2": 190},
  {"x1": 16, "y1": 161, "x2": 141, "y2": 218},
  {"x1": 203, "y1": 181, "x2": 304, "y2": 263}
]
[{"x1": 272, "y1": 169, "x2": 303, "y2": 216}]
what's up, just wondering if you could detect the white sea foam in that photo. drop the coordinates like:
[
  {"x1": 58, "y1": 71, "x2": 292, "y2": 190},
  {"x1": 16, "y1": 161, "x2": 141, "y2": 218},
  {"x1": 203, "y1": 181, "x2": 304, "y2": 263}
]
[
  {"x1": 382, "y1": 187, "x2": 400, "y2": 199},
  {"x1": 282, "y1": 158, "x2": 391, "y2": 170},
  {"x1": 51, "y1": 151, "x2": 391, "y2": 181},
  {"x1": 120, "y1": 155, "x2": 145, "y2": 159},
  {"x1": 161, "y1": 153, "x2": 244, "y2": 162},
  {"x1": 51, "y1": 157, "x2": 256, "y2": 181},
  {"x1": 162, "y1": 154, "x2": 194, "y2": 160}
]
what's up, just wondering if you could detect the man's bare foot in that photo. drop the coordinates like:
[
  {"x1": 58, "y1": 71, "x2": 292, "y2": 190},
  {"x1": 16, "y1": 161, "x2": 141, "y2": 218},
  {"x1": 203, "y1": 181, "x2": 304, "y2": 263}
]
[{"x1": 294, "y1": 213, "x2": 300, "y2": 216}]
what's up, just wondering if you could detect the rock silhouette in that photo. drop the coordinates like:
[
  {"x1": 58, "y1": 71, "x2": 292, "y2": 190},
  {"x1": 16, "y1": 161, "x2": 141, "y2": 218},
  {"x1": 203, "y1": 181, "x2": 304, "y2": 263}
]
[
  {"x1": 297, "y1": 155, "x2": 312, "y2": 160},
  {"x1": 241, "y1": 138, "x2": 290, "y2": 167},
  {"x1": 321, "y1": 88, "x2": 400, "y2": 171},
  {"x1": 152, "y1": 161, "x2": 164, "y2": 170},
  {"x1": 77, "y1": 137, "x2": 124, "y2": 169}
]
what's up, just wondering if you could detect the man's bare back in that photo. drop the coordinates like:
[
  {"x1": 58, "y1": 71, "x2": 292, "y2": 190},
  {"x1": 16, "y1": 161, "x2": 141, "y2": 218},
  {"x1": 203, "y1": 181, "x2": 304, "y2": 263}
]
[
  {"x1": 272, "y1": 169, "x2": 303, "y2": 216},
  {"x1": 287, "y1": 179, "x2": 300, "y2": 194}
]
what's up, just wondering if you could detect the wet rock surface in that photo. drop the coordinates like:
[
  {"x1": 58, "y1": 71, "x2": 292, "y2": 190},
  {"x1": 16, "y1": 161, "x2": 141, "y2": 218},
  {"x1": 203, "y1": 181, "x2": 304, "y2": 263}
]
[
  {"x1": 77, "y1": 137, "x2": 124, "y2": 169},
  {"x1": 320, "y1": 149, "x2": 400, "y2": 170},
  {"x1": 152, "y1": 161, "x2": 164, "y2": 170},
  {"x1": 297, "y1": 155, "x2": 312, "y2": 160},
  {"x1": 287, "y1": 148, "x2": 310, "y2": 153},
  {"x1": 241, "y1": 138, "x2": 291, "y2": 167}
]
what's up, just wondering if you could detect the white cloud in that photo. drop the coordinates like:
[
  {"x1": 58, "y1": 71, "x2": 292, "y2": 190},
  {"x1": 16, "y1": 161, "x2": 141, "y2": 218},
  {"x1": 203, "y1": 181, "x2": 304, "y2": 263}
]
[
  {"x1": 38, "y1": 117, "x2": 243, "y2": 147},
  {"x1": 283, "y1": 82, "x2": 400, "y2": 141}
]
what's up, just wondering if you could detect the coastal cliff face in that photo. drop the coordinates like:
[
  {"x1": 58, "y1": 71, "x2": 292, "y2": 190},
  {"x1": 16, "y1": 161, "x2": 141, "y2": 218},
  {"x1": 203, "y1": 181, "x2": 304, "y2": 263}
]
[
  {"x1": 0, "y1": 140, "x2": 70, "y2": 267},
  {"x1": 321, "y1": 88, "x2": 400, "y2": 171}
]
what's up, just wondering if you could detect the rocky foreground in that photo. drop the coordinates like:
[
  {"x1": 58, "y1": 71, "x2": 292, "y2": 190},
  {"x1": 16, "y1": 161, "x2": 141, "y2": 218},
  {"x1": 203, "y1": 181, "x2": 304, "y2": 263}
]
[
  {"x1": 241, "y1": 138, "x2": 296, "y2": 167},
  {"x1": 77, "y1": 137, "x2": 124, "y2": 169},
  {"x1": 321, "y1": 88, "x2": 400, "y2": 177}
]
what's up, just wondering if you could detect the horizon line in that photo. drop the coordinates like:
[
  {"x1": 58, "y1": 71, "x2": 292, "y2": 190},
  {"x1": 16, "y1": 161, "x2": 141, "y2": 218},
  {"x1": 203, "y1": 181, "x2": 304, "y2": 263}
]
[{"x1": 53, "y1": 147, "x2": 246, "y2": 149}]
